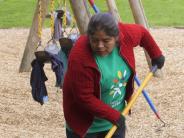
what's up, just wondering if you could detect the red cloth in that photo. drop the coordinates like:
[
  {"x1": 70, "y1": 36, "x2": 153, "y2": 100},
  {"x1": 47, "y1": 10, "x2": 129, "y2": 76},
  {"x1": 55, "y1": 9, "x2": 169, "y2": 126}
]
[{"x1": 63, "y1": 23, "x2": 162, "y2": 137}]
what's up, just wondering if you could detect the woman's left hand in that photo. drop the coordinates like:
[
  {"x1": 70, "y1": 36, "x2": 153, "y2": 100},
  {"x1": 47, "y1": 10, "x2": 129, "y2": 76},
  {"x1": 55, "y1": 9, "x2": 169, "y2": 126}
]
[{"x1": 151, "y1": 55, "x2": 165, "y2": 69}]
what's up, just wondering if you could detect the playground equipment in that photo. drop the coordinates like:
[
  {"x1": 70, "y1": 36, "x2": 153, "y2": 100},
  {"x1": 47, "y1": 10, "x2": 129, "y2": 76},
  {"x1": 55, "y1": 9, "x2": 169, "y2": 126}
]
[
  {"x1": 88, "y1": 0, "x2": 100, "y2": 13},
  {"x1": 58, "y1": 0, "x2": 79, "y2": 57},
  {"x1": 19, "y1": 0, "x2": 153, "y2": 72},
  {"x1": 34, "y1": 0, "x2": 57, "y2": 63},
  {"x1": 19, "y1": 1, "x2": 165, "y2": 137}
]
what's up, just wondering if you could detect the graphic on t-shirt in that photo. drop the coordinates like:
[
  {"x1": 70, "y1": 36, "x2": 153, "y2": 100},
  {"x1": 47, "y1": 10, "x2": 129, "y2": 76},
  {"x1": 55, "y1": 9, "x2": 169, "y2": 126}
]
[{"x1": 109, "y1": 70, "x2": 127, "y2": 98}]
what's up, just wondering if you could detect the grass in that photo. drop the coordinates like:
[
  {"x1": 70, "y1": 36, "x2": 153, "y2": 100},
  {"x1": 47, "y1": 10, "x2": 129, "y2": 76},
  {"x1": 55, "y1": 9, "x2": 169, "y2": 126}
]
[
  {"x1": 0, "y1": 0, "x2": 184, "y2": 28},
  {"x1": 95, "y1": 0, "x2": 184, "y2": 27},
  {"x1": 142, "y1": 0, "x2": 184, "y2": 27},
  {"x1": 0, "y1": 0, "x2": 37, "y2": 28}
]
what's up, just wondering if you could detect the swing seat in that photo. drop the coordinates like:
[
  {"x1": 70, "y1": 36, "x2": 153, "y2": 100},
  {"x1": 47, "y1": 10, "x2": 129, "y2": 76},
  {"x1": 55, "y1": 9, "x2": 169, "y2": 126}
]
[
  {"x1": 35, "y1": 51, "x2": 50, "y2": 63},
  {"x1": 56, "y1": 9, "x2": 64, "y2": 18},
  {"x1": 59, "y1": 38, "x2": 73, "y2": 57}
]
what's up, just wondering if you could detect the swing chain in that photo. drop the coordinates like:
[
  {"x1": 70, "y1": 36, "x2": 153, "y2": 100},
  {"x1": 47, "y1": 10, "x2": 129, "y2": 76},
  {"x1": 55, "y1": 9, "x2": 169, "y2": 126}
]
[
  {"x1": 63, "y1": 0, "x2": 67, "y2": 28},
  {"x1": 38, "y1": 0, "x2": 43, "y2": 48},
  {"x1": 50, "y1": 0, "x2": 55, "y2": 39}
]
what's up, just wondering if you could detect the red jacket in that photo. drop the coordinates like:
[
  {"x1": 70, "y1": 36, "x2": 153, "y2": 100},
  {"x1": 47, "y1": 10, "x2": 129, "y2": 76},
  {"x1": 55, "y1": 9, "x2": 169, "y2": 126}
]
[{"x1": 63, "y1": 23, "x2": 162, "y2": 137}]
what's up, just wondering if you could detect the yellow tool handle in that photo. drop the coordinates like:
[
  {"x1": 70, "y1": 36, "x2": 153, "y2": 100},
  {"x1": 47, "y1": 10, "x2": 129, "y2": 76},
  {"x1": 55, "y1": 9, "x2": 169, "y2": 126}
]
[{"x1": 105, "y1": 66, "x2": 157, "y2": 138}]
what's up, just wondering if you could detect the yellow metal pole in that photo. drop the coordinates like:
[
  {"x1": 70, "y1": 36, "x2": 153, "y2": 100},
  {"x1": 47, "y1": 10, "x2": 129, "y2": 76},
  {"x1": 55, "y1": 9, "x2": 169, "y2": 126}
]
[{"x1": 105, "y1": 66, "x2": 157, "y2": 138}]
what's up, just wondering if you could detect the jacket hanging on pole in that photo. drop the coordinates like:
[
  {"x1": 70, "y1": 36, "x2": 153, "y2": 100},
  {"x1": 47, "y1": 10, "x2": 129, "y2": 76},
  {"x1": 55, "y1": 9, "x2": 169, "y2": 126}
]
[{"x1": 30, "y1": 59, "x2": 48, "y2": 105}]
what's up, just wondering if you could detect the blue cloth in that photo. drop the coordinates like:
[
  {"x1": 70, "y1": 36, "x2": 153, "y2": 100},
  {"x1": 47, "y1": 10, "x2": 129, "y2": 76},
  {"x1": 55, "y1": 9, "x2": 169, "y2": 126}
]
[
  {"x1": 30, "y1": 51, "x2": 65, "y2": 104},
  {"x1": 47, "y1": 51, "x2": 64, "y2": 87},
  {"x1": 57, "y1": 49, "x2": 68, "y2": 87},
  {"x1": 30, "y1": 59, "x2": 48, "y2": 105}
]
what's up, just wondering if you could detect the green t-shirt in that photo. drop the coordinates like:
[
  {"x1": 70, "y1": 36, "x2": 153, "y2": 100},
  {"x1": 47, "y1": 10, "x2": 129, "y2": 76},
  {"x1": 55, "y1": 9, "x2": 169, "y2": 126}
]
[{"x1": 87, "y1": 46, "x2": 131, "y2": 133}]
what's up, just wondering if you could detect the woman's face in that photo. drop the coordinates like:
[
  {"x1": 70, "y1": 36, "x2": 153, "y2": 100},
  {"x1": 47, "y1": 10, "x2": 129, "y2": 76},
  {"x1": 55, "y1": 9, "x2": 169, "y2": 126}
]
[{"x1": 89, "y1": 30, "x2": 118, "y2": 56}]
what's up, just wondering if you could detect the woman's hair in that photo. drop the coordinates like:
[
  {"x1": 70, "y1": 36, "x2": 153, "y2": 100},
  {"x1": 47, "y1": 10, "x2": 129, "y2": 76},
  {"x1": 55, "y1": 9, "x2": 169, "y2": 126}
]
[{"x1": 87, "y1": 13, "x2": 119, "y2": 37}]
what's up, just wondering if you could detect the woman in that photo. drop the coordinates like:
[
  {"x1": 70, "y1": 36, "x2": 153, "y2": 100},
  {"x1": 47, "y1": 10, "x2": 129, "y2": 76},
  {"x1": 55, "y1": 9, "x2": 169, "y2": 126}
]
[{"x1": 63, "y1": 13, "x2": 165, "y2": 138}]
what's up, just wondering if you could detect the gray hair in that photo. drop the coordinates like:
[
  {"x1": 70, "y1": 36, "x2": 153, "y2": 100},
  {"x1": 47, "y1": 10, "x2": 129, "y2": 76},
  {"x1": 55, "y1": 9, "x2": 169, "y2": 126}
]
[{"x1": 87, "y1": 13, "x2": 119, "y2": 37}]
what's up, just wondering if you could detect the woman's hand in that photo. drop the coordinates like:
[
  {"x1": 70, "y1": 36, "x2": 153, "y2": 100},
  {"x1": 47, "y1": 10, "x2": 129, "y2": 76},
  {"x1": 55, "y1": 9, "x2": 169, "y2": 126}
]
[
  {"x1": 151, "y1": 55, "x2": 165, "y2": 69},
  {"x1": 114, "y1": 114, "x2": 126, "y2": 137}
]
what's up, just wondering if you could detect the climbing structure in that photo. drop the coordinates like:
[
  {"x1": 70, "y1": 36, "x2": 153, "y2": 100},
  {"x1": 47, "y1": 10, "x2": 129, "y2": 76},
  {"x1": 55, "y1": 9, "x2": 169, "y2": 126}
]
[{"x1": 19, "y1": 0, "x2": 151, "y2": 72}]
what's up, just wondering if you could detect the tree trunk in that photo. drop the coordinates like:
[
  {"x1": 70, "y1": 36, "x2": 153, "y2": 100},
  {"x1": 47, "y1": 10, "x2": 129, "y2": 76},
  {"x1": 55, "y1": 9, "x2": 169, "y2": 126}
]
[
  {"x1": 83, "y1": 0, "x2": 92, "y2": 18},
  {"x1": 69, "y1": 0, "x2": 90, "y2": 34},
  {"x1": 129, "y1": 0, "x2": 152, "y2": 70},
  {"x1": 19, "y1": 0, "x2": 50, "y2": 72},
  {"x1": 106, "y1": 0, "x2": 121, "y2": 22}
]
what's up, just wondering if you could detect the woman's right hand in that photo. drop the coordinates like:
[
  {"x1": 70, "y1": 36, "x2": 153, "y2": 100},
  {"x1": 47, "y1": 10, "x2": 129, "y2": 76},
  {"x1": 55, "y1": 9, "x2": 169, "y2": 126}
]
[{"x1": 113, "y1": 114, "x2": 126, "y2": 137}]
